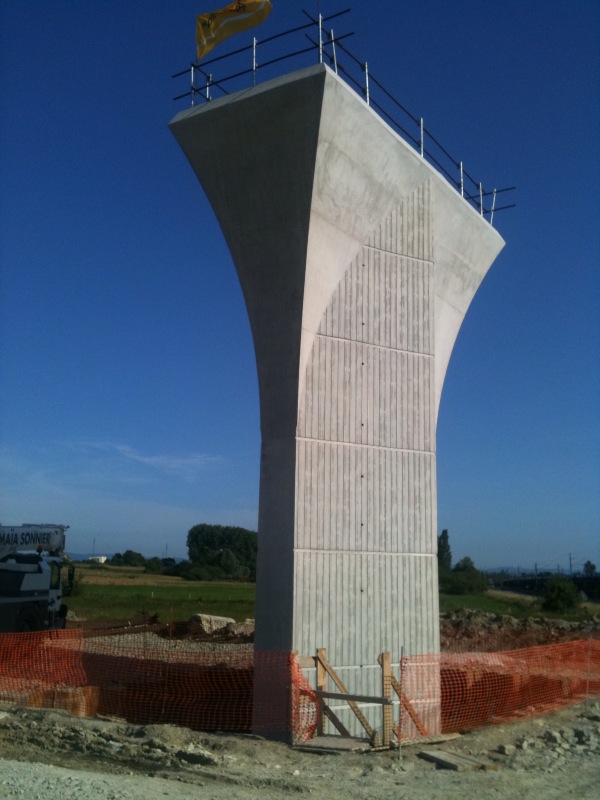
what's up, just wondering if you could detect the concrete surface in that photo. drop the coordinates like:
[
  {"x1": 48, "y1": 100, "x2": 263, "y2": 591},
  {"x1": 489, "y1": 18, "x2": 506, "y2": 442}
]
[{"x1": 170, "y1": 63, "x2": 504, "y2": 737}]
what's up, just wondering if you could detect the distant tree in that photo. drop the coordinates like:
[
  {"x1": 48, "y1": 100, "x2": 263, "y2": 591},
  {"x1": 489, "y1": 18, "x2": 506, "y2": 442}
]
[
  {"x1": 440, "y1": 555, "x2": 487, "y2": 595},
  {"x1": 583, "y1": 560, "x2": 597, "y2": 577},
  {"x1": 437, "y1": 530, "x2": 452, "y2": 573},
  {"x1": 110, "y1": 552, "x2": 124, "y2": 566},
  {"x1": 235, "y1": 565, "x2": 251, "y2": 581},
  {"x1": 163, "y1": 559, "x2": 219, "y2": 581},
  {"x1": 164, "y1": 560, "x2": 193, "y2": 579},
  {"x1": 144, "y1": 557, "x2": 163, "y2": 574},
  {"x1": 121, "y1": 550, "x2": 146, "y2": 567},
  {"x1": 454, "y1": 556, "x2": 476, "y2": 572},
  {"x1": 542, "y1": 575, "x2": 579, "y2": 612},
  {"x1": 219, "y1": 548, "x2": 239, "y2": 578},
  {"x1": 187, "y1": 524, "x2": 257, "y2": 581},
  {"x1": 542, "y1": 575, "x2": 579, "y2": 613}
]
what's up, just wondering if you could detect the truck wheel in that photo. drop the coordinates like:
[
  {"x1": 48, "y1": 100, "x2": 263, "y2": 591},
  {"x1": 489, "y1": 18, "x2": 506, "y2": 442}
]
[{"x1": 16, "y1": 606, "x2": 43, "y2": 632}]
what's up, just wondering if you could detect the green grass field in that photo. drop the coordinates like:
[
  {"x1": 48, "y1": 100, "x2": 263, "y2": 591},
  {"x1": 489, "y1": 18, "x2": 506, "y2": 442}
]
[
  {"x1": 439, "y1": 592, "x2": 528, "y2": 616},
  {"x1": 67, "y1": 565, "x2": 596, "y2": 623},
  {"x1": 68, "y1": 578, "x2": 256, "y2": 623}
]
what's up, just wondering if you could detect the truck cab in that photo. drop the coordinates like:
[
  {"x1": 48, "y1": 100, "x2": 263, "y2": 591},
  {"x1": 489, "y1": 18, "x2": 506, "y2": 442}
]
[{"x1": 0, "y1": 524, "x2": 73, "y2": 633}]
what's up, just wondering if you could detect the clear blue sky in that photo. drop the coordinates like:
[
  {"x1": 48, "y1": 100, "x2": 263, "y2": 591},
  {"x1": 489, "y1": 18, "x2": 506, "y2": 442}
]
[{"x1": 1, "y1": 1, "x2": 598, "y2": 571}]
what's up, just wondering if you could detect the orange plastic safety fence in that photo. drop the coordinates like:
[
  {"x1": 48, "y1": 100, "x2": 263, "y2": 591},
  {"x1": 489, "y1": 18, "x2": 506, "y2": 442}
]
[
  {"x1": 0, "y1": 630, "x2": 89, "y2": 715},
  {"x1": 399, "y1": 638, "x2": 600, "y2": 741},
  {"x1": 0, "y1": 630, "x2": 598, "y2": 743},
  {"x1": 0, "y1": 629, "x2": 317, "y2": 738}
]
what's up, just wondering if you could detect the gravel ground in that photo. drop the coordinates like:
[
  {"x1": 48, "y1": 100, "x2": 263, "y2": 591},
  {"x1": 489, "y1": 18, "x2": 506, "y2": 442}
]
[{"x1": 0, "y1": 699, "x2": 599, "y2": 800}]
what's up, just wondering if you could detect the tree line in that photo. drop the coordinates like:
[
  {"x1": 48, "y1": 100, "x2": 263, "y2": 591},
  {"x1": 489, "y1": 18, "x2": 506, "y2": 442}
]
[
  {"x1": 437, "y1": 529, "x2": 595, "y2": 611},
  {"x1": 179, "y1": 523, "x2": 257, "y2": 581},
  {"x1": 437, "y1": 529, "x2": 488, "y2": 594},
  {"x1": 106, "y1": 527, "x2": 594, "y2": 607},
  {"x1": 106, "y1": 524, "x2": 258, "y2": 582}
]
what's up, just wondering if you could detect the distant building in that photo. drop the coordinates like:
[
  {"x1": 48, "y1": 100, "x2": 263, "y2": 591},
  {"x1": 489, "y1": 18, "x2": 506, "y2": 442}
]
[{"x1": 87, "y1": 555, "x2": 107, "y2": 564}]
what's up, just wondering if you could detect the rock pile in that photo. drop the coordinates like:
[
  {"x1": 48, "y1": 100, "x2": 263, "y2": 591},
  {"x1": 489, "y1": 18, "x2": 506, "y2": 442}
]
[
  {"x1": 492, "y1": 707, "x2": 600, "y2": 774},
  {"x1": 440, "y1": 609, "x2": 600, "y2": 652}
]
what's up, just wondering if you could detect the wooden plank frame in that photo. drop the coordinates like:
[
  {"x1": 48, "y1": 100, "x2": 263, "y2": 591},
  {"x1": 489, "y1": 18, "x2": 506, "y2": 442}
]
[
  {"x1": 390, "y1": 672, "x2": 428, "y2": 738},
  {"x1": 315, "y1": 648, "x2": 386, "y2": 747},
  {"x1": 316, "y1": 650, "x2": 327, "y2": 737},
  {"x1": 301, "y1": 648, "x2": 429, "y2": 749},
  {"x1": 378, "y1": 652, "x2": 393, "y2": 747}
]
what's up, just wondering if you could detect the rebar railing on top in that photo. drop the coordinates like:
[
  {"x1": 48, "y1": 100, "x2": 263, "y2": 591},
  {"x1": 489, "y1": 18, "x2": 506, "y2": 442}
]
[{"x1": 172, "y1": 9, "x2": 515, "y2": 225}]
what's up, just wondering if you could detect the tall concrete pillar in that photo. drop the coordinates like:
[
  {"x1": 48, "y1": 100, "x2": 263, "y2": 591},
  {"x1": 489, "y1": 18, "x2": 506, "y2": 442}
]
[{"x1": 170, "y1": 64, "x2": 504, "y2": 739}]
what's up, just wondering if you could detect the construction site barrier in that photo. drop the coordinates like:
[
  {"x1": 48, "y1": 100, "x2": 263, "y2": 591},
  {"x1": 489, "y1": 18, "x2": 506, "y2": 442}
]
[
  {"x1": 0, "y1": 628, "x2": 598, "y2": 744},
  {"x1": 403, "y1": 639, "x2": 600, "y2": 740}
]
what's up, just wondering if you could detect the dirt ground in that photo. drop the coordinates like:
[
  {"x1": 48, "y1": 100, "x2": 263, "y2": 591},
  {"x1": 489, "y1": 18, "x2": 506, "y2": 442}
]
[
  {"x1": 1, "y1": 610, "x2": 599, "y2": 799},
  {"x1": 0, "y1": 698, "x2": 599, "y2": 799}
]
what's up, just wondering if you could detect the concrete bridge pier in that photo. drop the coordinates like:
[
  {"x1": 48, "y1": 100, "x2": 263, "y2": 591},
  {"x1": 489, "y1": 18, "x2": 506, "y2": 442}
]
[{"x1": 170, "y1": 63, "x2": 504, "y2": 740}]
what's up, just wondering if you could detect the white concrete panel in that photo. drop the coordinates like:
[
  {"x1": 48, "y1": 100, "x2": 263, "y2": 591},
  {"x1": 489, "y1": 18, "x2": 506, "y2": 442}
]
[{"x1": 170, "y1": 63, "x2": 503, "y2": 739}]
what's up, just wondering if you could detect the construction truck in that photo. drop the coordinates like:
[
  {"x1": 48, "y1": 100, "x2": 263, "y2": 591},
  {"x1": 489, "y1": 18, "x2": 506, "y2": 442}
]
[{"x1": 0, "y1": 524, "x2": 75, "y2": 633}]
